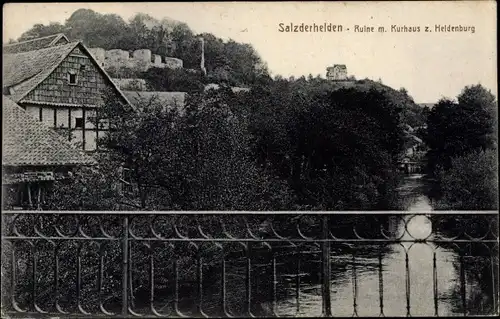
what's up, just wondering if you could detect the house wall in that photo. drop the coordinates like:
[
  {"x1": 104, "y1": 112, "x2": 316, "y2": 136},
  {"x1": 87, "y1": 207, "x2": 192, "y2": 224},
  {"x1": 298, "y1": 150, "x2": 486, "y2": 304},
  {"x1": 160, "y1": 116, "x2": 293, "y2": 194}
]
[
  {"x1": 326, "y1": 65, "x2": 348, "y2": 81},
  {"x1": 24, "y1": 104, "x2": 103, "y2": 151},
  {"x1": 19, "y1": 46, "x2": 120, "y2": 152},
  {"x1": 22, "y1": 47, "x2": 123, "y2": 107}
]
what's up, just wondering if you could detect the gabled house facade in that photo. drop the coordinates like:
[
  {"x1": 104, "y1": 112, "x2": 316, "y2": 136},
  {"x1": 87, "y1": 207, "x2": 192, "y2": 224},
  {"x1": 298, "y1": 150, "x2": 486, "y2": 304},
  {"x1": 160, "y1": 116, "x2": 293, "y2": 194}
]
[
  {"x1": 2, "y1": 96, "x2": 96, "y2": 209},
  {"x1": 3, "y1": 38, "x2": 133, "y2": 152}
]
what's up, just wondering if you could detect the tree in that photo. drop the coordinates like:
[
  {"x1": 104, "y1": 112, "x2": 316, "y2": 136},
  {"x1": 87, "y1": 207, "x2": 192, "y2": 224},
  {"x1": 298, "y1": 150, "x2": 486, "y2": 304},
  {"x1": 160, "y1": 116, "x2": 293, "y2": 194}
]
[
  {"x1": 170, "y1": 23, "x2": 198, "y2": 67},
  {"x1": 18, "y1": 22, "x2": 67, "y2": 41},
  {"x1": 41, "y1": 89, "x2": 292, "y2": 211},
  {"x1": 43, "y1": 153, "x2": 123, "y2": 210},
  {"x1": 425, "y1": 84, "x2": 497, "y2": 207},
  {"x1": 435, "y1": 150, "x2": 498, "y2": 210},
  {"x1": 425, "y1": 84, "x2": 497, "y2": 173},
  {"x1": 141, "y1": 67, "x2": 206, "y2": 93},
  {"x1": 236, "y1": 76, "x2": 407, "y2": 210},
  {"x1": 64, "y1": 9, "x2": 129, "y2": 49}
]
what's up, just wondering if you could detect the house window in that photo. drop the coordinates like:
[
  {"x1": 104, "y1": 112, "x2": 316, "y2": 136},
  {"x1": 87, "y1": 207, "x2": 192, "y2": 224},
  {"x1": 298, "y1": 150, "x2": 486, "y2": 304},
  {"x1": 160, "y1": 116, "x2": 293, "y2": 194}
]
[
  {"x1": 80, "y1": 63, "x2": 86, "y2": 71},
  {"x1": 68, "y1": 71, "x2": 78, "y2": 85},
  {"x1": 75, "y1": 117, "x2": 84, "y2": 128}
]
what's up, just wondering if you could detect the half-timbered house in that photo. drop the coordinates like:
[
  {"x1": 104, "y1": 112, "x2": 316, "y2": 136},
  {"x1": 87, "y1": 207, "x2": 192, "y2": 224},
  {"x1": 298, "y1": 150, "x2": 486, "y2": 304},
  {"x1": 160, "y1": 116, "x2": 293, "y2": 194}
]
[
  {"x1": 2, "y1": 95, "x2": 96, "y2": 209},
  {"x1": 3, "y1": 39, "x2": 133, "y2": 152}
]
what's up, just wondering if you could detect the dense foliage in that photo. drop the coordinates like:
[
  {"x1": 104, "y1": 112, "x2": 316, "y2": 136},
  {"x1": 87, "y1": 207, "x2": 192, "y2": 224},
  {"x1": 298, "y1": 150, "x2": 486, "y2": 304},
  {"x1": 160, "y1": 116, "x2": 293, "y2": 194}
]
[
  {"x1": 140, "y1": 67, "x2": 206, "y2": 93},
  {"x1": 434, "y1": 150, "x2": 498, "y2": 210},
  {"x1": 39, "y1": 76, "x2": 409, "y2": 211},
  {"x1": 234, "y1": 78, "x2": 407, "y2": 210},
  {"x1": 425, "y1": 84, "x2": 498, "y2": 209},
  {"x1": 425, "y1": 85, "x2": 497, "y2": 173}
]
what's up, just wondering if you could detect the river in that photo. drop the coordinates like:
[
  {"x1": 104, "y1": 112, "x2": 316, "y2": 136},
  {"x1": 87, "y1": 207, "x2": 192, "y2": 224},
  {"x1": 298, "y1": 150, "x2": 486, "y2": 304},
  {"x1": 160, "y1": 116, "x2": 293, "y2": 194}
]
[{"x1": 265, "y1": 174, "x2": 495, "y2": 317}]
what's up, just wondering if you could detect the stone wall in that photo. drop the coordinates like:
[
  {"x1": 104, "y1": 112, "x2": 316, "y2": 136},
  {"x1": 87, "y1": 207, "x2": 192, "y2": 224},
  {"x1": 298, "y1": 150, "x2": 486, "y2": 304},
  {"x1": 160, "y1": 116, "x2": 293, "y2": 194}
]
[{"x1": 88, "y1": 47, "x2": 183, "y2": 72}]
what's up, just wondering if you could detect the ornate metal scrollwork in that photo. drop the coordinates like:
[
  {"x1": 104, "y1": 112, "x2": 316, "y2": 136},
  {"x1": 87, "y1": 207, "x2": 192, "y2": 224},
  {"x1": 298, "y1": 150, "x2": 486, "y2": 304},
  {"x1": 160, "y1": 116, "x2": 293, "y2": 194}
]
[{"x1": 1, "y1": 211, "x2": 498, "y2": 317}]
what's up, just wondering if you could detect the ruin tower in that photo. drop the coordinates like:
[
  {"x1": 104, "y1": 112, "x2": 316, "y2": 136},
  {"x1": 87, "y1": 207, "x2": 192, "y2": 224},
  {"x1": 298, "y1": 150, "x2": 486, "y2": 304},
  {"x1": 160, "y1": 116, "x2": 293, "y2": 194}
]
[
  {"x1": 326, "y1": 64, "x2": 348, "y2": 81},
  {"x1": 199, "y1": 37, "x2": 207, "y2": 76}
]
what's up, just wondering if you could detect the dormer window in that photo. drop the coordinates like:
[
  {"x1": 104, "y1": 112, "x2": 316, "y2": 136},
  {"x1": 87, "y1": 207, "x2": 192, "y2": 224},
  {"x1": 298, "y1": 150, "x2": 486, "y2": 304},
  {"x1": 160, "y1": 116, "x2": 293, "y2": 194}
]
[{"x1": 68, "y1": 70, "x2": 78, "y2": 85}]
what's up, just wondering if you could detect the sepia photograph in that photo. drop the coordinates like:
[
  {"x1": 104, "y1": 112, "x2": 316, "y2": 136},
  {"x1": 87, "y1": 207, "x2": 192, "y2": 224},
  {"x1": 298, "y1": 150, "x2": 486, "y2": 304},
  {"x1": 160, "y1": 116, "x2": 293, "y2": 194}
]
[{"x1": 1, "y1": 1, "x2": 498, "y2": 317}]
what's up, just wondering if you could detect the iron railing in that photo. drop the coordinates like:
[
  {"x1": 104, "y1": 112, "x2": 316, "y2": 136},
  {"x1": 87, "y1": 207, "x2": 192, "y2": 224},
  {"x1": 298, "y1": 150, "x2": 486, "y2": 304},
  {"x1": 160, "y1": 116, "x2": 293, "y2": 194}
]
[{"x1": 1, "y1": 211, "x2": 498, "y2": 318}]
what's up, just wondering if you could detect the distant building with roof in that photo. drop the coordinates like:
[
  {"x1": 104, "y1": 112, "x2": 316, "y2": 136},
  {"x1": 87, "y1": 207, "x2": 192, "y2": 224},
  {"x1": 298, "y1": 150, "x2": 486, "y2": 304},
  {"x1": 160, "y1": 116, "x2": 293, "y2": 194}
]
[
  {"x1": 3, "y1": 37, "x2": 133, "y2": 152},
  {"x1": 326, "y1": 64, "x2": 348, "y2": 81},
  {"x1": 2, "y1": 96, "x2": 95, "y2": 209},
  {"x1": 122, "y1": 90, "x2": 186, "y2": 113},
  {"x1": 3, "y1": 33, "x2": 69, "y2": 54},
  {"x1": 112, "y1": 78, "x2": 148, "y2": 91}
]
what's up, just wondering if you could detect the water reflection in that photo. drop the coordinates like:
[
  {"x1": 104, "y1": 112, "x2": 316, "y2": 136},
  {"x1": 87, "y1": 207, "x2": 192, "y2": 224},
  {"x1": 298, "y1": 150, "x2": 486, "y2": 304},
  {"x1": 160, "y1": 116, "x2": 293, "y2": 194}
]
[{"x1": 270, "y1": 174, "x2": 495, "y2": 317}]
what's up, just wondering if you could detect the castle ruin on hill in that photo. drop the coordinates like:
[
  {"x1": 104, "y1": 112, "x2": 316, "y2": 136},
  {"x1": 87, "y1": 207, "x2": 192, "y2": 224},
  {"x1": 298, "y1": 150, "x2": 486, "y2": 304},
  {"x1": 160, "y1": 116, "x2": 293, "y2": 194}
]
[{"x1": 88, "y1": 47, "x2": 183, "y2": 72}]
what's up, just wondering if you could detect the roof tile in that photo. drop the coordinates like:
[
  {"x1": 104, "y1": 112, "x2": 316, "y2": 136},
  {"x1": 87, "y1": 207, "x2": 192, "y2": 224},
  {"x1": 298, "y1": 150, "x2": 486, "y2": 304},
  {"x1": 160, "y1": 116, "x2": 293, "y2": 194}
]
[
  {"x1": 2, "y1": 96, "x2": 96, "y2": 167},
  {"x1": 3, "y1": 42, "x2": 79, "y2": 99},
  {"x1": 3, "y1": 41, "x2": 135, "y2": 110},
  {"x1": 3, "y1": 33, "x2": 69, "y2": 54}
]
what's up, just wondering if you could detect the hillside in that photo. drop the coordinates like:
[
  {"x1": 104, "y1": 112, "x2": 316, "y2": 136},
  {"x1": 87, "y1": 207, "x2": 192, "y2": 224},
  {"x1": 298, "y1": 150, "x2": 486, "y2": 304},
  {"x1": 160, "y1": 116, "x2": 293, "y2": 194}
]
[
  {"x1": 14, "y1": 9, "x2": 269, "y2": 87},
  {"x1": 280, "y1": 76, "x2": 426, "y2": 129}
]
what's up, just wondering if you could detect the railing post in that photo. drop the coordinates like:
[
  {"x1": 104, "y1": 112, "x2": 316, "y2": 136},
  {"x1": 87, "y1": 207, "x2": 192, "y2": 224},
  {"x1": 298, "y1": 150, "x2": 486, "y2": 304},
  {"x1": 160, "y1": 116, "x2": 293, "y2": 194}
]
[
  {"x1": 321, "y1": 215, "x2": 332, "y2": 317},
  {"x1": 122, "y1": 216, "x2": 129, "y2": 316}
]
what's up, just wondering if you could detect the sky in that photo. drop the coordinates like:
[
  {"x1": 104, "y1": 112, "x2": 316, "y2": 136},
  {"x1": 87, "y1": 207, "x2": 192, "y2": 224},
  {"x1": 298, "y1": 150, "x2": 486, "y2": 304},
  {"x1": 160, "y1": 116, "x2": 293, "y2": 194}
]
[{"x1": 3, "y1": 1, "x2": 497, "y2": 103}]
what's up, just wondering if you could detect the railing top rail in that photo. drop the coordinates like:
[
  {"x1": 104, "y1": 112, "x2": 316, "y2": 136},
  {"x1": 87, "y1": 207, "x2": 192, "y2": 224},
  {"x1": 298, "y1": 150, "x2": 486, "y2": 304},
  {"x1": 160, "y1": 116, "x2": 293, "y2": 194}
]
[{"x1": 2, "y1": 210, "x2": 498, "y2": 215}]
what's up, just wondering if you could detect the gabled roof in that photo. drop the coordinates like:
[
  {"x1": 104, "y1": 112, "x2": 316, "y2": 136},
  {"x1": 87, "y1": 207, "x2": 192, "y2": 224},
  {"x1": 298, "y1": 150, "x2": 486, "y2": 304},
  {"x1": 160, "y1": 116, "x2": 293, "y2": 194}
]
[
  {"x1": 3, "y1": 41, "x2": 134, "y2": 110},
  {"x1": 3, "y1": 42, "x2": 78, "y2": 99},
  {"x1": 3, "y1": 33, "x2": 69, "y2": 54},
  {"x1": 122, "y1": 91, "x2": 186, "y2": 111},
  {"x1": 2, "y1": 96, "x2": 96, "y2": 167},
  {"x1": 327, "y1": 64, "x2": 347, "y2": 70}
]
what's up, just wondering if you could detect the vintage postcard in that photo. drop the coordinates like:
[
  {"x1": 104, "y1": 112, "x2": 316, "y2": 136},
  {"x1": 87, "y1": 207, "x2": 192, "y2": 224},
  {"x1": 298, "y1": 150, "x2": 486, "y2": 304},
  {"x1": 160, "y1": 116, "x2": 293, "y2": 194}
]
[{"x1": 1, "y1": 1, "x2": 498, "y2": 318}]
